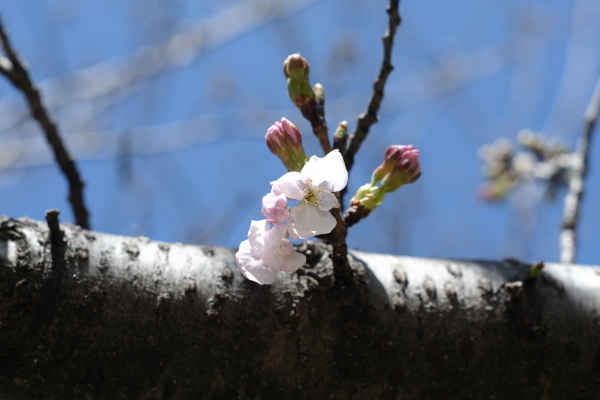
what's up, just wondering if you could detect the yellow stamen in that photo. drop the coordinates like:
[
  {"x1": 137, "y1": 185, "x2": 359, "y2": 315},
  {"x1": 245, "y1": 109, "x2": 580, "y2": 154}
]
[{"x1": 303, "y1": 180, "x2": 322, "y2": 206}]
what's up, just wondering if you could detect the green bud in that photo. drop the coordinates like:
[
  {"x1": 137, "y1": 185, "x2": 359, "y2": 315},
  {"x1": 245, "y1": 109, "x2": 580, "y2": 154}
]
[
  {"x1": 283, "y1": 54, "x2": 310, "y2": 80},
  {"x1": 528, "y1": 261, "x2": 544, "y2": 279},
  {"x1": 334, "y1": 121, "x2": 347, "y2": 139},
  {"x1": 350, "y1": 183, "x2": 385, "y2": 211},
  {"x1": 313, "y1": 83, "x2": 325, "y2": 102},
  {"x1": 287, "y1": 78, "x2": 315, "y2": 108},
  {"x1": 333, "y1": 121, "x2": 348, "y2": 153},
  {"x1": 283, "y1": 54, "x2": 315, "y2": 109}
]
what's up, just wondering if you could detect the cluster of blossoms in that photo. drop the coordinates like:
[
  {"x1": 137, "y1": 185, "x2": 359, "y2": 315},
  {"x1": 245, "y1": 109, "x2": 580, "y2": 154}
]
[
  {"x1": 478, "y1": 130, "x2": 570, "y2": 201},
  {"x1": 235, "y1": 54, "x2": 422, "y2": 285},
  {"x1": 236, "y1": 118, "x2": 348, "y2": 285}
]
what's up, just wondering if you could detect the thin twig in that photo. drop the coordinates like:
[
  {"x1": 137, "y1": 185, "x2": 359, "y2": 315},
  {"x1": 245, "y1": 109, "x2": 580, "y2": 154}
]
[
  {"x1": 560, "y1": 75, "x2": 600, "y2": 264},
  {"x1": 343, "y1": 0, "x2": 401, "y2": 173},
  {"x1": 300, "y1": 98, "x2": 332, "y2": 155},
  {"x1": 45, "y1": 209, "x2": 66, "y2": 292},
  {"x1": 325, "y1": 0, "x2": 401, "y2": 281},
  {"x1": 0, "y1": 18, "x2": 90, "y2": 229}
]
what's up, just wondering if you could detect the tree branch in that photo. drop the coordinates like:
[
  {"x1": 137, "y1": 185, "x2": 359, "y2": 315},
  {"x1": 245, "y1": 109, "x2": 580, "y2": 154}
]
[
  {"x1": 343, "y1": 0, "x2": 401, "y2": 173},
  {"x1": 560, "y1": 75, "x2": 600, "y2": 263},
  {"x1": 1, "y1": 216, "x2": 599, "y2": 398},
  {"x1": 327, "y1": 193, "x2": 351, "y2": 283},
  {"x1": 0, "y1": 17, "x2": 90, "y2": 229},
  {"x1": 300, "y1": 98, "x2": 332, "y2": 155}
]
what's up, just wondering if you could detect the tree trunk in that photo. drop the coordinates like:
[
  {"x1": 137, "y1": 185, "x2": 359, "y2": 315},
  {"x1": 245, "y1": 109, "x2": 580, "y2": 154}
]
[{"x1": 0, "y1": 215, "x2": 599, "y2": 399}]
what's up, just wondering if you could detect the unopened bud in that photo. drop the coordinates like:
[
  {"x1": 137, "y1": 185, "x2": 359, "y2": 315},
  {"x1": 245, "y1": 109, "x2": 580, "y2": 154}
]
[
  {"x1": 265, "y1": 118, "x2": 307, "y2": 172},
  {"x1": 334, "y1": 121, "x2": 347, "y2": 139},
  {"x1": 313, "y1": 83, "x2": 325, "y2": 102},
  {"x1": 345, "y1": 145, "x2": 421, "y2": 227},
  {"x1": 528, "y1": 261, "x2": 544, "y2": 279},
  {"x1": 350, "y1": 183, "x2": 385, "y2": 211},
  {"x1": 283, "y1": 54, "x2": 314, "y2": 108},
  {"x1": 333, "y1": 121, "x2": 348, "y2": 152},
  {"x1": 373, "y1": 145, "x2": 421, "y2": 193},
  {"x1": 283, "y1": 54, "x2": 310, "y2": 79}
]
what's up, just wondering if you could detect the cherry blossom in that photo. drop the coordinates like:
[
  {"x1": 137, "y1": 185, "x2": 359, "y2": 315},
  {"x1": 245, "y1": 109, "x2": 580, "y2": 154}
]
[
  {"x1": 235, "y1": 220, "x2": 306, "y2": 285},
  {"x1": 273, "y1": 149, "x2": 348, "y2": 239},
  {"x1": 260, "y1": 183, "x2": 290, "y2": 225}
]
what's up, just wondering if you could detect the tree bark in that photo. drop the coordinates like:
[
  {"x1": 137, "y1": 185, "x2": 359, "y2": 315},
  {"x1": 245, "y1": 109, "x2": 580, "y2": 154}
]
[{"x1": 1, "y1": 215, "x2": 599, "y2": 399}]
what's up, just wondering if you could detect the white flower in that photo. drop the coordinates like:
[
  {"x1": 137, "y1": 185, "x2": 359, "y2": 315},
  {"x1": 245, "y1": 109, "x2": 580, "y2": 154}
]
[
  {"x1": 235, "y1": 220, "x2": 306, "y2": 285},
  {"x1": 273, "y1": 149, "x2": 348, "y2": 239}
]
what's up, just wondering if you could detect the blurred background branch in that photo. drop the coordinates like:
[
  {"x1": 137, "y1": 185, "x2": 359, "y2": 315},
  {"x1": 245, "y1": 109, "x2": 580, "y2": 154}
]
[{"x1": 560, "y1": 74, "x2": 600, "y2": 263}]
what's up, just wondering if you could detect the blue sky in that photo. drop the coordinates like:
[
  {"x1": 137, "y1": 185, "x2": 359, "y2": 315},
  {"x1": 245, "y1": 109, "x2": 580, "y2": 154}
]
[{"x1": 0, "y1": 0, "x2": 599, "y2": 265}]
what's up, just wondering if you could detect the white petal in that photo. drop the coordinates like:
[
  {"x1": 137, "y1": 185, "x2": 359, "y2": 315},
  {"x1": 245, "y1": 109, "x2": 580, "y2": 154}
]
[
  {"x1": 281, "y1": 251, "x2": 306, "y2": 273},
  {"x1": 258, "y1": 224, "x2": 287, "y2": 271},
  {"x1": 300, "y1": 150, "x2": 348, "y2": 192},
  {"x1": 269, "y1": 224, "x2": 289, "y2": 242},
  {"x1": 267, "y1": 225, "x2": 289, "y2": 259},
  {"x1": 242, "y1": 267, "x2": 277, "y2": 285},
  {"x1": 235, "y1": 240, "x2": 277, "y2": 285},
  {"x1": 287, "y1": 222, "x2": 301, "y2": 240},
  {"x1": 290, "y1": 202, "x2": 337, "y2": 238},
  {"x1": 271, "y1": 182, "x2": 283, "y2": 196},
  {"x1": 273, "y1": 172, "x2": 306, "y2": 200},
  {"x1": 246, "y1": 220, "x2": 286, "y2": 270},
  {"x1": 317, "y1": 191, "x2": 339, "y2": 211},
  {"x1": 247, "y1": 219, "x2": 270, "y2": 255}
]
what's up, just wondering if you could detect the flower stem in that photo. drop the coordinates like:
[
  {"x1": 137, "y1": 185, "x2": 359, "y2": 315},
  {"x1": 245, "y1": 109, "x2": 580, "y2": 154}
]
[
  {"x1": 328, "y1": 194, "x2": 352, "y2": 283},
  {"x1": 300, "y1": 98, "x2": 332, "y2": 155}
]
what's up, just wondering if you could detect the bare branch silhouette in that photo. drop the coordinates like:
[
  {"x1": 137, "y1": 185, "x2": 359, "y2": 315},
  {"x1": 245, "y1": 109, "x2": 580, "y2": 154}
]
[
  {"x1": 0, "y1": 17, "x2": 90, "y2": 229},
  {"x1": 0, "y1": 0, "x2": 318, "y2": 137}
]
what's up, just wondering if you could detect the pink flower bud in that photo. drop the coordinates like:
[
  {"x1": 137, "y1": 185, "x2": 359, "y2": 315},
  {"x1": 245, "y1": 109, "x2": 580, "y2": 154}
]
[
  {"x1": 375, "y1": 145, "x2": 421, "y2": 193},
  {"x1": 265, "y1": 118, "x2": 307, "y2": 172},
  {"x1": 261, "y1": 184, "x2": 290, "y2": 225}
]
